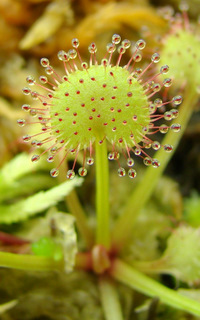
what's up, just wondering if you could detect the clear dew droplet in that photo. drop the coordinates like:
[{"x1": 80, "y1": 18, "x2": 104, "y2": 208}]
[
  {"x1": 57, "y1": 50, "x2": 69, "y2": 61},
  {"x1": 171, "y1": 109, "x2": 179, "y2": 118},
  {"x1": 50, "y1": 147, "x2": 58, "y2": 154},
  {"x1": 164, "y1": 111, "x2": 173, "y2": 121},
  {"x1": 122, "y1": 39, "x2": 131, "y2": 49},
  {"x1": 163, "y1": 78, "x2": 172, "y2": 87},
  {"x1": 143, "y1": 142, "x2": 151, "y2": 149},
  {"x1": 152, "y1": 159, "x2": 160, "y2": 168},
  {"x1": 143, "y1": 157, "x2": 152, "y2": 166},
  {"x1": 171, "y1": 123, "x2": 181, "y2": 132},
  {"x1": 164, "y1": 144, "x2": 173, "y2": 152},
  {"x1": 146, "y1": 81, "x2": 154, "y2": 89},
  {"x1": 159, "y1": 124, "x2": 169, "y2": 133},
  {"x1": 45, "y1": 66, "x2": 54, "y2": 75},
  {"x1": 72, "y1": 38, "x2": 79, "y2": 48},
  {"x1": 152, "y1": 83, "x2": 161, "y2": 92},
  {"x1": 108, "y1": 152, "x2": 114, "y2": 160},
  {"x1": 154, "y1": 98, "x2": 163, "y2": 107},
  {"x1": 36, "y1": 140, "x2": 42, "y2": 148},
  {"x1": 22, "y1": 87, "x2": 31, "y2": 95},
  {"x1": 128, "y1": 169, "x2": 137, "y2": 179},
  {"x1": 135, "y1": 68, "x2": 142, "y2": 75},
  {"x1": 31, "y1": 155, "x2": 40, "y2": 162},
  {"x1": 31, "y1": 91, "x2": 39, "y2": 100},
  {"x1": 106, "y1": 43, "x2": 116, "y2": 54},
  {"x1": 149, "y1": 103, "x2": 156, "y2": 114},
  {"x1": 151, "y1": 53, "x2": 160, "y2": 63},
  {"x1": 134, "y1": 53, "x2": 142, "y2": 62},
  {"x1": 68, "y1": 49, "x2": 77, "y2": 59},
  {"x1": 118, "y1": 45, "x2": 126, "y2": 54},
  {"x1": 152, "y1": 141, "x2": 161, "y2": 150},
  {"x1": 23, "y1": 135, "x2": 31, "y2": 142},
  {"x1": 86, "y1": 157, "x2": 94, "y2": 165},
  {"x1": 136, "y1": 39, "x2": 146, "y2": 50},
  {"x1": 50, "y1": 168, "x2": 59, "y2": 177},
  {"x1": 118, "y1": 167, "x2": 126, "y2": 177},
  {"x1": 66, "y1": 170, "x2": 75, "y2": 179},
  {"x1": 172, "y1": 95, "x2": 182, "y2": 105},
  {"x1": 88, "y1": 42, "x2": 97, "y2": 53},
  {"x1": 17, "y1": 119, "x2": 26, "y2": 127},
  {"x1": 26, "y1": 76, "x2": 35, "y2": 85},
  {"x1": 142, "y1": 126, "x2": 149, "y2": 133},
  {"x1": 160, "y1": 65, "x2": 169, "y2": 74},
  {"x1": 39, "y1": 76, "x2": 48, "y2": 84},
  {"x1": 22, "y1": 104, "x2": 31, "y2": 112},
  {"x1": 78, "y1": 167, "x2": 87, "y2": 177},
  {"x1": 31, "y1": 140, "x2": 37, "y2": 146},
  {"x1": 134, "y1": 148, "x2": 141, "y2": 156},
  {"x1": 30, "y1": 109, "x2": 37, "y2": 117},
  {"x1": 40, "y1": 58, "x2": 49, "y2": 67},
  {"x1": 47, "y1": 155, "x2": 54, "y2": 163},
  {"x1": 127, "y1": 158, "x2": 134, "y2": 167},
  {"x1": 112, "y1": 34, "x2": 121, "y2": 44}
]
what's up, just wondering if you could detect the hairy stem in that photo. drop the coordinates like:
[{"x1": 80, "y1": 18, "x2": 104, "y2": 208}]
[
  {"x1": 112, "y1": 89, "x2": 198, "y2": 250},
  {"x1": 111, "y1": 259, "x2": 200, "y2": 316},
  {"x1": 0, "y1": 251, "x2": 64, "y2": 272},
  {"x1": 99, "y1": 276, "x2": 124, "y2": 320},
  {"x1": 95, "y1": 139, "x2": 110, "y2": 249}
]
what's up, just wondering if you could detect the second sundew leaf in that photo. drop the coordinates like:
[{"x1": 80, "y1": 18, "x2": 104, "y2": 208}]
[
  {"x1": 0, "y1": 177, "x2": 83, "y2": 224},
  {"x1": 0, "y1": 174, "x2": 55, "y2": 202},
  {"x1": 0, "y1": 153, "x2": 46, "y2": 186}
]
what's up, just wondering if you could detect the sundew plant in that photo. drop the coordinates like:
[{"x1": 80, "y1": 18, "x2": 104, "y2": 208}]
[{"x1": 0, "y1": 4, "x2": 200, "y2": 318}]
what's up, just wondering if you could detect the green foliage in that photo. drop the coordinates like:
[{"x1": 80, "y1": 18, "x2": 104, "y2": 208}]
[
  {"x1": 161, "y1": 225, "x2": 200, "y2": 283},
  {"x1": 0, "y1": 153, "x2": 54, "y2": 202},
  {"x1": 0, "y1": 177, "x2": 83, "y2": 223},
  {"x1": 184, "y1": 192, "x2": 200, "y2": 227},
  {"x1": 32, "y1": 237, "x2": 63, "y2": 260},
  {"x1": 0, "y1": 153, "x2": 83, "y2": 224}
]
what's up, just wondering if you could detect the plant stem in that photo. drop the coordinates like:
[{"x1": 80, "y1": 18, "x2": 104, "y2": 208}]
[
  {"x1": 130, "y1": 259, "x2": 167, "y2": 274},
  {"x1": 95, "y1": 139, "x2": 110, "y2": 249},
  {"x1": 66, "y1": 190, "x2": 94, "y2": 248},
  {"x1": 112, "y1": 89, "x2": 199, "y2": 250},
  {"x1": 111, "y1": 259, "x2": 200, "y2": 316},
  {"x1": 99, "y1": 276, "x2": 124, "y2": 320},
  {"x1": 0, "y1": 251, "x2": 64, "y2": 272}
]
